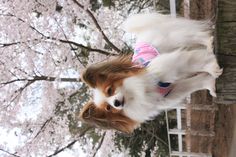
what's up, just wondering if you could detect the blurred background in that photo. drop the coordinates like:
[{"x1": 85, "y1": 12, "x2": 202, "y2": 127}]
[{"x1": 0, "y1": 0, "x2": 235, "y2": 157}]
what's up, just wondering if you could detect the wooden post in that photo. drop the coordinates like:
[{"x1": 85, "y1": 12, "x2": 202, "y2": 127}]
[{"x1": 215, "y1": 0, "x2": 236, "y2": 104}]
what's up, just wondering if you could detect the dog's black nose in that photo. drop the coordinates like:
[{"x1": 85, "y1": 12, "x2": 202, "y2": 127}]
[{"x1": 114, "y1": 99, "x2": 121, "y2": 107}]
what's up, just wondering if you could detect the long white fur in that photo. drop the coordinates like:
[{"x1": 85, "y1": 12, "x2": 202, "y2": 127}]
[
  {"x1": 122, "y1": 13, "x2": 211, "y2": 52},
  {"x1": 147, "y1": 48, "x2": 222, "y2": 83},
  {"x1": 121, "y1": 72, "x2": 216, "y2": 123},
  {"x1": 115, "y1": 13, "x2": 223, "y2": 123}
]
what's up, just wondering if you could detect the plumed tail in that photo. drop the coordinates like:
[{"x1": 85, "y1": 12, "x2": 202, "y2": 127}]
[
  {"x1": 122, "y1": 13, "x2": 211, "y2": 34},
  {"x1": 122, "y1": 13, "x2": 213, "y2": 52},
  {"x1": 122, "y1": 13, "x2": 171, "y2": 33}
]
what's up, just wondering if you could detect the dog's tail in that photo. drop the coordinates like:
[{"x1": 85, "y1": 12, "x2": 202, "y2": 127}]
[
  {"x1": 122, "y1": 13, "x2": 169, "y2": 33},
  {"x1": 122, "y1": 13, "x2": 212, "y2": 51}
]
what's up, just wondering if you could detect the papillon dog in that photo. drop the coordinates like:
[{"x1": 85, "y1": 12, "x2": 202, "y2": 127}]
[{"x1": 79, "y1": 13, "x2": 222, "y2": 133}]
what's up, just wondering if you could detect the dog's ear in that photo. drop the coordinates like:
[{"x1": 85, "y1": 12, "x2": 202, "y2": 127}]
[
  {"x1": 79, "y1": 101, "x2": 138, "y2": 133},
  {"x1": 81, "y1": 55, "x2": 143, "y2": 88},
  {"x1": 81, "y1": 67, "x2": 103, "y2": 88}
]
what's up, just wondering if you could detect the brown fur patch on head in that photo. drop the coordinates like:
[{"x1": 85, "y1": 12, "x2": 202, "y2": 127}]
[
  {"x1": 81, "y1": 55, "x2": 143, "y2": 88},
  {"x1": 79, "y1": 101, "x2": 138, "y2": 133}
]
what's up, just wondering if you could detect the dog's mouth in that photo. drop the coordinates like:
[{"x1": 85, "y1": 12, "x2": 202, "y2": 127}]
[{"x1": 121, "y1": 97, "x2": 125, "y2": 107}]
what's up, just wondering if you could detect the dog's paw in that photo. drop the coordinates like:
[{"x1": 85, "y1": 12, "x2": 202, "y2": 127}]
[
  {"x1": 208, "y1": 82, "x2": 216, "y2": 97},
  {"x1": 214, "y1": 68, "x2": 223, "y2": 78},
  {"x1": 204, "y1": 74, "x2": 217, "y2": 97},
  {"x1": 195, "y1": 73, "x2": 216, "y2": 96},
  {"x1": 205, "y1": 62, "x2": 223, "y2": 78},
  {"x1": 211, "y1": 67, "x2": 223, "y2": 79}
]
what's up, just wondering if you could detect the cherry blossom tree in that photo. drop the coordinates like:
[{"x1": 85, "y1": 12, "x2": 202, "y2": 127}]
[{"x1": 0, "y1": 0, "x2": 167, "y2": 156}]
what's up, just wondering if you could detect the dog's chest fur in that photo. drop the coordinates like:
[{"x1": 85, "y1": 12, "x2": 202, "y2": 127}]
[{"x1": 121, "y1": 73, "x2": 167, "y2": 123}]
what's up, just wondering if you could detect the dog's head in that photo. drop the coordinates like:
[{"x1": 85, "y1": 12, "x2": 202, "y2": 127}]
[{"x1": 79, "y1": 56, "x2": 143, "y2": 133}]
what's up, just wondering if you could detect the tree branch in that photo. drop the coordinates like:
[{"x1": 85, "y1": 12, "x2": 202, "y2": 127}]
[
  {"x1": 52, "y1": 37, "x2": 117, "y2": 56},
  {"x1": 72, "y1": 0, "x2": 122, "y2": 53},
  {"x1": 1, "y1": 75, "x2": 81, "y2": 86},
  {"x1": 0, "y1": 148, "x2": 21, "y2": 157},
  {"x1": 4, "y1": 80, "x2": 32, "y2": 105},
  {"x1": 0, "y1": 13, "x2": 46, "y2": 37},
  {"x1": 0, "y1": 39, "x2": 40, "y2": 48},
  {"x1": 46, "y1": 126, "x2": 93, "y2": 157},
  {"x1": 142, "y1": 127, "x2": 169, "y2": 148},
  {"x1": 1, "y1": 75, "x2": 81, "y2": 108},
  {"x1": 53, "y1": 20, "x2": 86, "y2": 67},
  {"x1": 92, "y1": 132, "x2": 106, "y2": 157},
  {"x1": 0, "y1": 13, "x2": 117, "y2": 56},
  {"x1": 34, "y1": 117, "x2": 53, "y2": 139},
  {"x1": 0, "y1": 38, "x2": 116, "y2": 56}
]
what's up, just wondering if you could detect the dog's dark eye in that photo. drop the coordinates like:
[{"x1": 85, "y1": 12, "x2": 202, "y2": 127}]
[
  {"x1": 107, "y1": 87, "x2": 113, "y2": 96},
  {"x1": 105, "y1": 105, "x2": 111, "y2": 111}
]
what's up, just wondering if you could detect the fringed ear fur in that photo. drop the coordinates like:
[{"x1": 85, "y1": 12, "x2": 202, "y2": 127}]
[
  {"x1": 79, "y1": 101, "x2": 138, "y2": 133},
  {"x1": 81, "y1": 55, "x2": 143, "y2": 88}
]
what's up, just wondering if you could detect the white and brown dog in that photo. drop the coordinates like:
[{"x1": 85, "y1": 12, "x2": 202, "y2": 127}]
[{"x1": 79, "y1": 13, "x2": 222, "y2": 133}]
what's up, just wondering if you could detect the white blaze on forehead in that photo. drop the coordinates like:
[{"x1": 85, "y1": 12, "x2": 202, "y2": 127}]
[
  {"x1": 93, "y1": 87, "x2": 124, "y2": 109},
  {"x1": 93, "y1": 88, "x2": 106, "y2": 106}
]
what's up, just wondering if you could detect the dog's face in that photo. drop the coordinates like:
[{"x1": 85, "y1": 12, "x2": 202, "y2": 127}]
[{"x1": 79, "y1": 56, "x2": 144, "y2": 133}]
